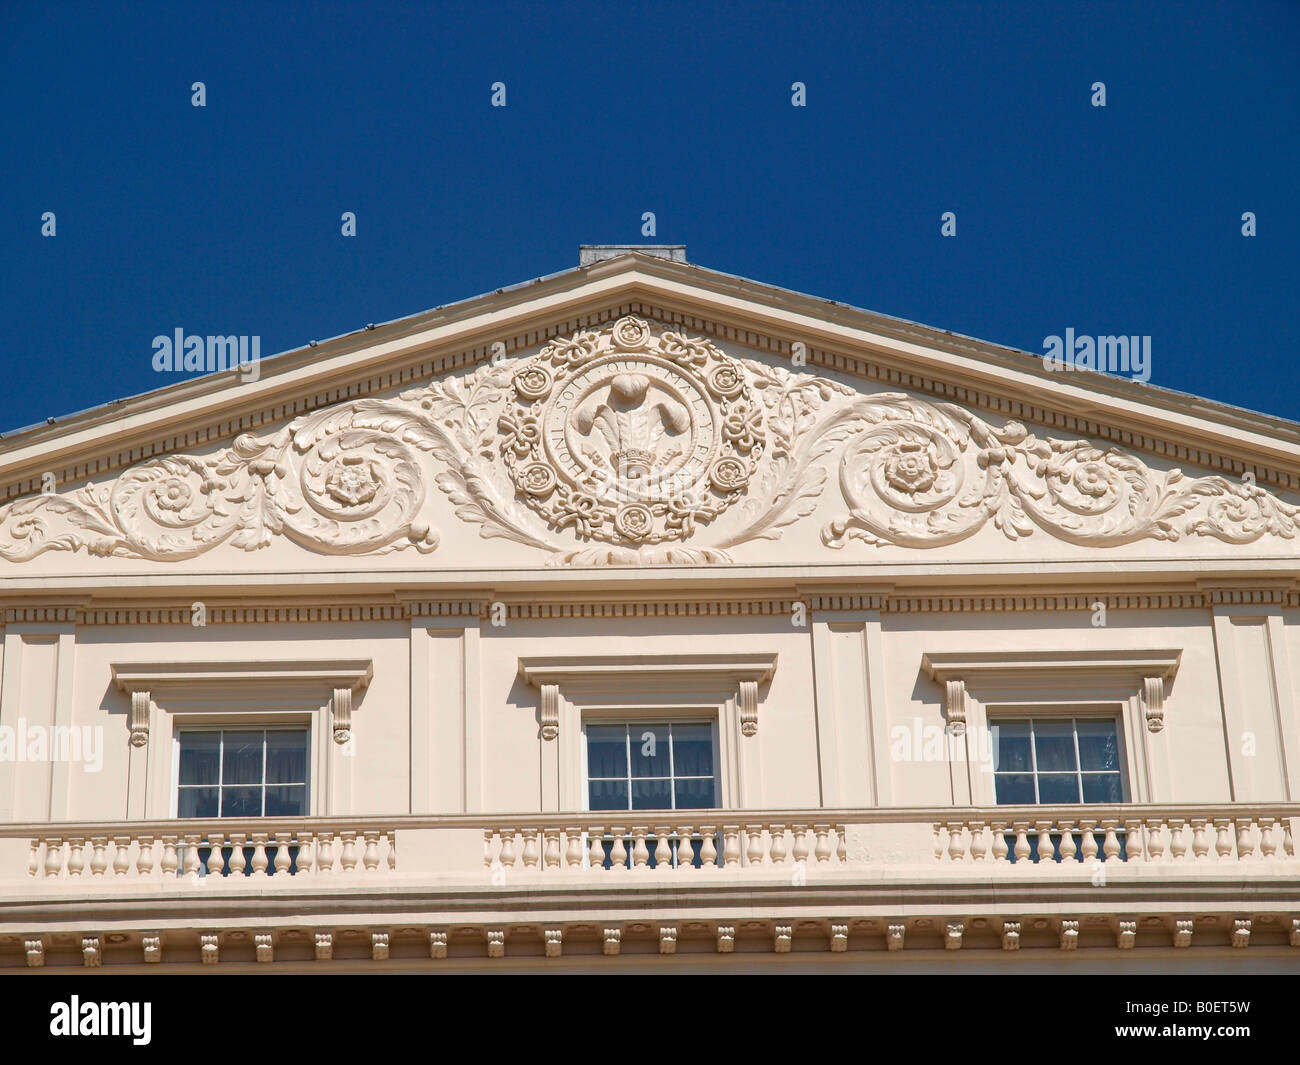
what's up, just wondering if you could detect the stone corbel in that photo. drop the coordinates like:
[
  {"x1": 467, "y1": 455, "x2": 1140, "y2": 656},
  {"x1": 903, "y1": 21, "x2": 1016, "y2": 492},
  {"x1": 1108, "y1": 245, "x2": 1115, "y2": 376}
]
[
  {"x1": 539, "y1": 683, "x2": 560, "y2": 741},
  {"x1": 1142, "y1": 676, "x2": 1166, "y2": 733},
  {"x1": 129, "y1": 691, "x2": 151, "y2": 748},
  {"x1": 738, "y1": 680, "x2": 759, "y2": 737},
  {"x1": 332, "y1": 687, "x2": 353, "y2": 744},
  {"x1": 943, "y1": 679, "x2": 967, "y2": 735}
]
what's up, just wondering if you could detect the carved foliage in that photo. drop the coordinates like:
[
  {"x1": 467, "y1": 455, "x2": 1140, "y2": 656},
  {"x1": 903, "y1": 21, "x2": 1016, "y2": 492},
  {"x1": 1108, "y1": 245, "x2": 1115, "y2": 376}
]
[{"x1": 0, "y1": 316, "x2": 1296, "y2": 564}]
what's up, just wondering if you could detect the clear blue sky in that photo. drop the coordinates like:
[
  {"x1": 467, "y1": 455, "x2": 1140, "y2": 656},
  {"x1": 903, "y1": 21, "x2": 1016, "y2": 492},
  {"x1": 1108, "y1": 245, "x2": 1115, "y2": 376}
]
[{"x1": 1, "y1": 1, "x2": 1295, "y2": 435}]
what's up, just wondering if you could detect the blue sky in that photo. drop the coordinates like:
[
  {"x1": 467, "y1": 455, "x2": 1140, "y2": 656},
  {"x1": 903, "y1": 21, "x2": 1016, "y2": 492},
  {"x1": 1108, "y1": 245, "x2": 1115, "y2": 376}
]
[{"x1": 1, "y1": 1, "x2": 1296, "y2": 435}]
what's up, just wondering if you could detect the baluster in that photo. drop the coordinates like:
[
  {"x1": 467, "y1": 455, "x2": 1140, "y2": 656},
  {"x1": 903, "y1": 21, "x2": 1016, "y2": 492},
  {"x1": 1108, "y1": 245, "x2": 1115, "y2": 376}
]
[
  {"x1": 991, "y1": 821, "x2": 1009, "y2": 862},
  {"x1": 113, "y1": 836, "x2": 131, "y2": 876},
  {"x1": 631, "y1": 827, "x2": 650, "y2": 869},
  {"x1": 227, "y1": 833, "x2": 246, "y2": 876},
  {"x1": 136, "y1": 836, "x2": 155, "y2": 877},
  {"x1": 1122, "y1": 819, "x2": 1144, "y2": 863},
  {"x1": 44, "y1": 838, "x2": 63, "y2": 878},
  {"x1": 295, "y1": 834, "x2": 313, "y2": 875},
  {"x1": 1079, "y1": 821, "x2": 1098, "y2": 863},
  {"x1": 814, "y1": 824, "x2": 832, "y2": 864},
  {"x1": 745, "y1": 824, "x2": 766, "y2": 866},
  {"x1": 183, "y1": 834, "x2": 202, "y2": 877},
  {"x1": 1101, "y1": 821, "x2": 1120, "y2": 862},
  {"x1": 836, "y1": 825, "x2": 847, "y2": 864},
  {"x1": 676, "y1": 825, "x2": 696, "y2": 870},
  {"x1": 1235, "y1": 819, "x2": 1255, "y2": 861},
  {"x1": 521, "y1": 829, "x2": 540, "y2": 869},
  {"x1": 1012, "y1": 823, "x2": 1031, "y2": 864},
  {"x1": 1145, "y1": 819, "x2": 1166, "y2": 862},
  {"x1": 722, "y1": 826, "x2": 742, "y2": 867},
  {"x1": 1258, "y1": 818, "x2": 1277, "y2": 859},
  {"x1": 316, "y1": 833, "x2": 333, "y2": 873},
  {"x1": 769, "y1": 824, "x2": 788, "y2": 864},
  {"x1": 1191, "y1": 819, "x2": 1210, "y2": 860},
  {"x1": 250, "y1": 834, "x2": 269, "y2": 876},
  {"x1": 653, "y1": 827, "x2": 672, "y2": 871},
  {"x1": 499, "y1": 829, "x2": 516, "y2": 868},
  {"x1": 1283, "y1": 819, "x2": 1295, "y2": 857},
  {"x1": 89, "y1": 837, "x2": 108, "y2": 877},
  {"x1": 363, "y1": 831, "x2": 381, "y2": 871},
  {"x1": 588, "y1": 826, "x2": 605, "y2": 869},
  {"x1": 1035, "y1": 821, "x2": 1055, "y2": 865},
  {"x1": 933, "y1": 823, "x2": 944, "y2": 861},
  {"x1": 1057, "y1": 821, "x2": 1076, "y2": 863},
  {"x1": 946, "y1": 822, "x2": 967, "y2": 862},
  {"x1": 1213, "y1": 819, "x2": 1233, "y2": 859},
  {"x1": 700, "y1": 825, "x2": 718, "y2": 868},
  {"x1": 610, "y1": 829, "x2": 628, "y2": 870},
  {"x1": 67, "y1": 839, "x2": 85, "y2": 877},
  {"x1": 27, "y1": 840, "x2": 39, "y2": 878},
  {"x1": 564, "y1": 828, "x2": 584, "y2": 869},
  {"x1": 483, "y1": 829, "x2": 494, "y2": 868},
  {"x1": 274, "y1": 833, "x2": 292, "y2": 875},
  {"x1": 160, "y1": 836, "x2": 179, "y2": 876},
  {"x1": 544, "y1": 830, "x2": 562, "y2": 870},
  {"x1": 340, "y1": 833, "x2": 358, "y2": 871},
  {"x1": 387, "y1": 832, "x2": 396, "y2": 871},
  {"x1": 1169, "y1": 819, "x2": 1188, "y2": 861},
  {"x1": 207, "y1": 834, "x2": 226, "y2": 878}
]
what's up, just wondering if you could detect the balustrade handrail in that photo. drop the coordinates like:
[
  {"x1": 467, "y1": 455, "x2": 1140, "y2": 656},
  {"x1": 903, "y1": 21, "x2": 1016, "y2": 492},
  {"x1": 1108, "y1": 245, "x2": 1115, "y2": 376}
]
[{"x1": 2, "y1": 802, "x2": 1298, "y2": 839}]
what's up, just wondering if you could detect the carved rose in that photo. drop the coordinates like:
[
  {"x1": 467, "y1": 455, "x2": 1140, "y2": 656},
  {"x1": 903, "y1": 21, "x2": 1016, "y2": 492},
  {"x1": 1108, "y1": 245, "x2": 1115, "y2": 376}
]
[
  {"x1": 708, "y1": 364, "x2": 744, "y2": 399},
  {"x1": 1072, "y1": 462, "x2": 1113, "y2": 498},
  {"x1": 612, "y1": 316, "x2": 652, "y2": 350},
  {"x1": 614, "y1": 502, "x2": 654, "y2": 541},
  {"x1": 154, "y1": 477, "x2": 194, "y2": 512},
  {"x1": 513, "y1": 366, "x2": 552, "y2": 402},
  {"x1": 709, "y1": 457, "x2": 748, "y2": 492},
  {"x1": 519, "y1": 462, "x2": 557, "y2": 497},
  {"x1": 884, "y1": 444, "x2": 939, "y2": 494},
  {"x1": 325, "y1": 458, "x2": 379, "y2": 506}
]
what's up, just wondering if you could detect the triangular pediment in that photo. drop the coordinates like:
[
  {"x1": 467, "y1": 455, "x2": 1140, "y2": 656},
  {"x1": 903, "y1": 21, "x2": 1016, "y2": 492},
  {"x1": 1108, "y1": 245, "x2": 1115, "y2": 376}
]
[{"x1": 1, "y1": 254, "x2": 1298, "y2": 572}]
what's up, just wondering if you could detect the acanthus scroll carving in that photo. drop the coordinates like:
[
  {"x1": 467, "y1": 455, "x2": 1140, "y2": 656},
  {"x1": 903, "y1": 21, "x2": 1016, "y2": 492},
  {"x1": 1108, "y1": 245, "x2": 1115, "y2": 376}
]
[{"x1": 1, "y1": 315, "x2": 1296, "y2": 564}]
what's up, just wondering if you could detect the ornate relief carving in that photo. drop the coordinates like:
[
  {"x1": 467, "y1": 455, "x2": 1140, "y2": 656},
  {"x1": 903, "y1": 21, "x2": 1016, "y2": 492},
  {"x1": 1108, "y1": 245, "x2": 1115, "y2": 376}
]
[{"x1": 1, "y1": 315, "x2": 1296, "y2": 564}]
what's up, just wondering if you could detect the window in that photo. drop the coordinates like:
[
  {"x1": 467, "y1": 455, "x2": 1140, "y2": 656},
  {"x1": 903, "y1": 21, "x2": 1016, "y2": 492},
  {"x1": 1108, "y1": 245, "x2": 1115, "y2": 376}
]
[
  {"x1": 584, "y1": 721, "x2": 719, "y2": 811},
  {"x1": 989, "y1": 716, "x2": 1124, "y2": 805},
  {"x1": 176, "y1": 728, "x2": 310, "y2": 818}
]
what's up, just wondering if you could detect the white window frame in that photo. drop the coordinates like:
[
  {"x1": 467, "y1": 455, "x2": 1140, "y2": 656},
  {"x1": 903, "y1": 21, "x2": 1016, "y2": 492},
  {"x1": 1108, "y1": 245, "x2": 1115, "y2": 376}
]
[
  {"x1": 171, "y1": 724, "x2": 313, "y2": 819},
  {"x1": 985, "y1": 709, "x2": 1130, "y2": 806},
  {"x1": 579, "y1": 718, "x2": 722, "y2": 813}
]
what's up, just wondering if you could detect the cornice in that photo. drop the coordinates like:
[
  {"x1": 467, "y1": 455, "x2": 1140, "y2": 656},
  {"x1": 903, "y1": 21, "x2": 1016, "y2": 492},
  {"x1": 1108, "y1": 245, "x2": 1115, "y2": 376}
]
[{"x1": 3, "y1": 256, "x2": 1299, "y2": 503}]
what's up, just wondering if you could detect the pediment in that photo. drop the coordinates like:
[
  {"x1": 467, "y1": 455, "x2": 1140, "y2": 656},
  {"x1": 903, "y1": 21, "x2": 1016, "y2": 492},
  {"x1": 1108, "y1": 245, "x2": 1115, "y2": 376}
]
[{"x1": 1, "y1": 257, "x2": 1298, "y2": 571}]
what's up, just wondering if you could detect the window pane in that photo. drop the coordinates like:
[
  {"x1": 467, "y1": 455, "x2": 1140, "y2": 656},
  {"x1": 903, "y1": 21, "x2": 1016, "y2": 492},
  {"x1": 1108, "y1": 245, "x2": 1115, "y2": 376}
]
[
  {"x1": 588, "y1": 778, "x2": 628, "y2": 811},
  {"x1": 1037, "y1": 774, "x2": 1081, "y2": 804},
  {"x1": 178, "y1": 786, "x2": 218, "y2": 818},
  {"x1": 994, "y1": 773, "x2": 1035, "y2": 804},
  {"x1": 220, "y1": 785, "x2": 262, "y2": 817},
  {"x1": 1076, "y1": 720, "x2": 1120, "y2": 771},
  {"x1": 266, "y1": 731, "x2": 308, "y2": 784},
  {"x1": 178, "y1": 731, "x2": 220, "y2": 786},
  {"x1": 991, "y1": 721, "x2": 1031, "y2": 773},
  {"x1": 671, "y1": 724, "x2": 714, "y2": 778},
  {"x1": 1033, "y1": 721, "x2": 1078, "y2": 773},
  {"x1": 630, "y1": 725, "x2": 670, "y2": 778},
  {"x1": 265, "y1": 784, "x2": 308, "y2": 816},
  {"x1": 586, "y1": 726, "x2": 627, "y2": 779},
  {"x1": 1082, "y1": 773, "x2": 1123, "y2": 803},
  {"x1": 631, "y1": 778, "x2": 671, "y2": 810},
  {"x1": 674, "y1": 776, "x2": 717, "y2": 810},
  {"x1": 222, "y1": 731, "x2": 264, "y2": 785}
]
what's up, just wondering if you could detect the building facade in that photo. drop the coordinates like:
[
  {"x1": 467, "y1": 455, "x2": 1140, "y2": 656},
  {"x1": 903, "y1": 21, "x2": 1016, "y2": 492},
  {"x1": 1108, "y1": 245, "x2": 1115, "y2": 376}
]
[{"x1": 1, "y1": 247, "x2": 1298, "y2": 971}]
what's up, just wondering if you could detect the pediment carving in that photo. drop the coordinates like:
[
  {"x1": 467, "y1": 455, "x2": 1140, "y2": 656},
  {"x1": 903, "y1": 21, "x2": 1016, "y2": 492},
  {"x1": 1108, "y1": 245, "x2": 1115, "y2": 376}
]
[{"x1": 1, "y1": 316, "x2": 1296, "y2": 565}]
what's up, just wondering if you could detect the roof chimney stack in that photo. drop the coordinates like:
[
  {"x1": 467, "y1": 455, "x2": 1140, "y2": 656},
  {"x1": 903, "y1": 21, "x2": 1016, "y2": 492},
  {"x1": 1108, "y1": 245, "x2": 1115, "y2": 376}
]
[{"x1": 579, "y1": 245, "x2": 687, "y2": 267}]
